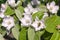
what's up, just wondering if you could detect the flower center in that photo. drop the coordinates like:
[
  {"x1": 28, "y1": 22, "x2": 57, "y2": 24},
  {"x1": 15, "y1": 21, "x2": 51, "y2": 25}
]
[
  {"x1": 26, "y1": 20, "x2": 30, "y2": 23},
  {"x1": 50, "y1": 7, "x2": 53, "y2": 10},
  {"x1": 7, "y1": 21, "x2": 11, "y2": 25},
  {"x1": 37, "y1": 22, "x2": 41, "y2": 27}
]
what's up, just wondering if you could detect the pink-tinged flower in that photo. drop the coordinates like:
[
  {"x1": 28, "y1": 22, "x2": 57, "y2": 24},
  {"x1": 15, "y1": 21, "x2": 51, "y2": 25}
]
[
  {"x1": 46, "y1": 1, "x2": 59, "y2": 14},
  {"x1": 2, "y1": 16, "x2": 15, "y2": 30},
  {"x1": 31, "y1": 17, "x2": 45, "y2": 31},
  {"x1": 1, "y1": 4, "x2": 6, "y2": 13},
  {"x1": 20, "y1": 14, "x2": 32, "y2": 27},
  {"x1": 0, "y1": 12, "x2": 5, "y2": 18}
]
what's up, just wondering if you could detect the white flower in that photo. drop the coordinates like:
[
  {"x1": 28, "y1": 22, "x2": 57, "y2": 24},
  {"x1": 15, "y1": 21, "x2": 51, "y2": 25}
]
[
  {"x1": 1, "y1": 4, "x2": 6, "y2": 13},
  {"x1": 2, "y1": 16, "x2": 15, "y2": 30},
  {"x1": 0, "y1": 12, "x2": 5, "y2": 18},
  {"x1": 27, "y1": 4, "x2": 33, "y2": 9},
  {"x1": 20, "y1": 14, "x2": 32, "y2": 27},
  {"x1": 27, "y1": 4, "x2": 39, "y2": 14},
  {"x1": 31, "y1": 17, "x2": 45, "y2": 31},
  {"x1": 24, "y1": 7, "x2": 31, "y2": 15},
  {"x1": 0, "y1": 4, "x2": 7, "y2": 18},
  {"x1": 24, "y1": 4, "x2": 34, "y2": 15},
  {"x1": 7, "y1": 0, "x2": 20, "y2": 7},
  {"x1": 46, "y1": 1, "x2": 59, "y2": 13},
  {"x1": 27, "y1": 4, "x2": 34, "y2": 13},
  {"x1": 24, "y1": 4, "x2": 39, "y2": 15},
  {"x1": 31, "y1": 0, "x2": 40, "y2": 5}
]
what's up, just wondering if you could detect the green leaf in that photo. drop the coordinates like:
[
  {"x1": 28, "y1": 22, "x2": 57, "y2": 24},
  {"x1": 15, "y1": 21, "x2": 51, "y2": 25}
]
[
  {"x1": 0, "y1": 28, "x2": 5, "y2": 36},
  {"x1": 19, "y1": 28, "x2": 27, "y2": 40},
  {"x1": 32, "y1": 12, "x2": 44, "y2": 20},
  {"x1": 34, "y1": 30, "x2": 45, "y2": 40},
  {"x1": 5, "y1": 6, "x2": 14, "y2": 15},
  {"x1": 15, "y1": 9, "x2": 23, "y2": 21},
  {"x1": 45, "y1": 15, "x2": 60, "y2": 33},
  {"x1": 0, "y1": 0, "x2": 6, "y2": 4},
  {"x1": 28, "y1": 27, "x2": 35, "y2": 40},
  {"x1": 39, "y1": 4, "x2": 47, "y2": 12},
  {"x1": 21, "y1": 0, "x2": 26, "y2": 2},
  {"x1": 0, "y1": 26, "x2": 6, "y2": 36},
  {"x1": 0, "y1": 34, "x2": 4, "y2": 40},
  {"x1": 0, "y1": 18, "x2": 3, "y2": 23},
  {"x1": 18, "y1": 1, "x2": 22, "y2": 6},
  {"x1": 12, "y1": 24, "x2": 20, "y2": 40},
  {"x1": 50, "y1": 31, "x2": 60, "y2": 40},
  {"x1": 17, "y1": 6, "x2": 24, "y2": 13},
  {"x1": 41, "y1": 31, "x2": 52, "y2": 40},
  {"x1": 13, "y1": 15, "x2": 19, "y2": 23}
]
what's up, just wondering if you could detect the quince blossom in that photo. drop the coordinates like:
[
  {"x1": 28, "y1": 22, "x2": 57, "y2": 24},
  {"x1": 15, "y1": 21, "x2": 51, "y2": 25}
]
[
  {"x1": 0, "y1": 4, "x2": 6, "y2": 18},
  {"x1": 20, "y1": 14, "x2": 32, "y2": 27},
  {"x1": 31, "y1": 17, "x2": 45, "y2": 31},
  {"x1": 24, "y1": 4, "x2": 39, "y2": 15},
  {"x1": 2, "y1": 16, "x2": 15, "y2": 30},
  {"x1": 7, "y1": 0, "x2": 20, "y2": 7},
  {"x1": 1, "y1": 4, "x2": 6, "y2": 13},
  {"x1": 46, "y1": 1, "x2": 59, "y2": 14},
  {"x1": 0, "y1": 12, "x2": 5, "y2": 18}
]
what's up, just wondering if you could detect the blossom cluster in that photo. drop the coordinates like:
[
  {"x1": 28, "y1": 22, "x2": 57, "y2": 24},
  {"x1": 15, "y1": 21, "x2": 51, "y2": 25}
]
[
  {"x1": 20, "y1": 3, "x2": 46, "y2": 31},
  {"x1": 0, "y1": 0, "x2": 59, "y2": 32},
  {"x1": 0, "y1": 0, "x2": 60, "y2": 40}
]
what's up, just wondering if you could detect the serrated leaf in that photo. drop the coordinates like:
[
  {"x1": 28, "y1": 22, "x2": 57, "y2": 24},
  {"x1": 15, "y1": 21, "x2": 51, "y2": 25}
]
[
  {"x1": 28, "y1": 27, "x2": 35, "y2": 40},
  {"x1": 45, "y1": 15, "x2": 60, "y2": 33},
  {"x1": 19, "y1": 28, "x2": 27, "y2": 40},
  {"x1": 12, "y1": 24, "x2": 20, "y2": 40},
  {"x1": 32, "y1": 12, "x2": 44, "y2": 20},
  {"x1": 50, "y1": 31, "x2": 60, "y2": 40},
  {"x1": 0, "y1": 34, "x2": 4, "y2": 40},
  {"x1": 34, "y1": 30, "x2": 45, "y2": 40},
  {"x1": 5, "y1": 6, "x2": 14, "y2": 15},
  {"x1": 15, "y1": 9, "x2": 23, "y2": 21}
]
